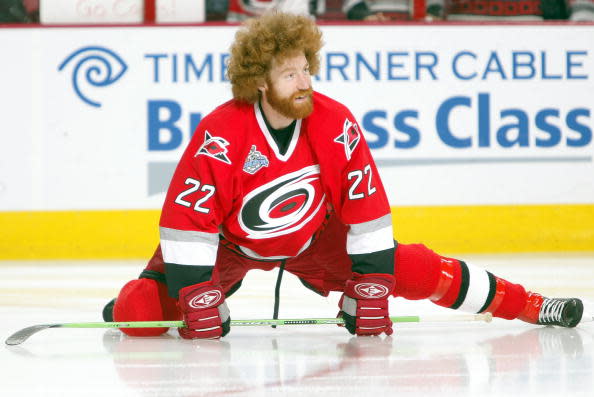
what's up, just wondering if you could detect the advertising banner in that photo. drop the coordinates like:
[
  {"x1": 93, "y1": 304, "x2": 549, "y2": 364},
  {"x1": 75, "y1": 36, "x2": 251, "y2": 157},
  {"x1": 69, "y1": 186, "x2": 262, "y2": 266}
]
[{"x1": 2, "y1": 25, "x2": 592, "y2": 212}]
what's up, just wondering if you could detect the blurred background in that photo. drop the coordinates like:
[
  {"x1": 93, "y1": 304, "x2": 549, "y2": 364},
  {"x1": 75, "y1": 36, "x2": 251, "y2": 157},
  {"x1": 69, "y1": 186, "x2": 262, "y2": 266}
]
[{"x1": 1, "y1": 0, "x2": 593, "y2": 261}]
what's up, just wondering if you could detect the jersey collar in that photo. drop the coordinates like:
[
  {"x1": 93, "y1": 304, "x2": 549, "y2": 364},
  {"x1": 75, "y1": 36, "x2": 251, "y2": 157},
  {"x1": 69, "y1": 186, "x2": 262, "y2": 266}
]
[{"x1": 254, "y1": 103, "x2": 301, "y2": 162}]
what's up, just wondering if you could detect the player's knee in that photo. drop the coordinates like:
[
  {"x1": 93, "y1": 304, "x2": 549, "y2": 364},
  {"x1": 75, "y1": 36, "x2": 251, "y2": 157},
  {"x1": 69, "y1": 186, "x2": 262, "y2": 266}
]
[
  {"x1": 395, "y1": 243, "x2": 439, "y2": 272},
  {"x1": 113, "y1": 278, "x2": 179, "y2": 337},
  {"x1": 394, "y1": 243, "x2": 443, "y2": 300}
]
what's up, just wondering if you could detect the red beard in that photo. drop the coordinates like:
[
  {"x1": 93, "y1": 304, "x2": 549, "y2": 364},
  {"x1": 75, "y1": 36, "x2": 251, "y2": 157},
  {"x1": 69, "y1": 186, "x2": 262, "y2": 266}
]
[{"x1": 266, "y1": 85, "x2": 314, "y2": 120}]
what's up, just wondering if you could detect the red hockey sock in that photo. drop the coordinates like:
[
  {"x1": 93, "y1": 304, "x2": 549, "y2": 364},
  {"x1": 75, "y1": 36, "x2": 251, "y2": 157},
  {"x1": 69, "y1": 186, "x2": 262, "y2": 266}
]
[
  {"x1": 516, "y1": 292, "x2": 545, "y2": 324},
  {"x1": 394, "y1": 243, "x2": 529, "y2": 320},
  {"x1": 113, "y1": 278, "x2": 181, "y2": 337},
  {"x1": 393, "y1": 243, "x2": 446, "y2": 300},
  {"x1": 480, "y1": 278, "x2": 529, "y2": 320}
]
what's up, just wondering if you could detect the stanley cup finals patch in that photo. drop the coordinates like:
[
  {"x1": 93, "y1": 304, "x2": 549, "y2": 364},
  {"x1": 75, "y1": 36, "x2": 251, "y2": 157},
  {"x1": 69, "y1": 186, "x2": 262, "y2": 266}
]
[{"x1": 243, "y1": 145, "x2": 269, "y2": 174}]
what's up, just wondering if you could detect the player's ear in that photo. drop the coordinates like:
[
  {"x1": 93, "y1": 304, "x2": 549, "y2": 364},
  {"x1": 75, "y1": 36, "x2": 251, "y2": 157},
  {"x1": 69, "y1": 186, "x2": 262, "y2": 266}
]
[{"x1": 257, "y1": 78, "x2": 268, "y2": 93}]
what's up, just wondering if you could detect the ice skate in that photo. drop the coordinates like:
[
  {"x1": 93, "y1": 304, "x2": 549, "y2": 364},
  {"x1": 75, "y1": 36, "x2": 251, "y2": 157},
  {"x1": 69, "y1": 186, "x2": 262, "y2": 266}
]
[
  {"x1": 536, "y1": 297, "x2": 583, "y2": 328},
  {"x1": 519, "y1": 293, "x2": 584, "y2": 328}
]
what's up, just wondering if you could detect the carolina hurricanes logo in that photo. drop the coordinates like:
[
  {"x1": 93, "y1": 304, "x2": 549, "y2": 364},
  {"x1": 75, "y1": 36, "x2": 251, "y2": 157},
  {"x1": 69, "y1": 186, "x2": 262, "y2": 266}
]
[
  {"x1": 334, "y1": 118, "x2": 361, "y2": 160},
  {"x1": 194, "y1": 131, "x2": 231, "y2": 164},
  {"x1": 239, "y1": 165, "x2": 325, "y2": 239},
  {"x1": 188, "y1": 290, "x2": 222, "y2": 309},
  {"x1": 355, "y1": 283, "x2": 390, "y2": 299}
]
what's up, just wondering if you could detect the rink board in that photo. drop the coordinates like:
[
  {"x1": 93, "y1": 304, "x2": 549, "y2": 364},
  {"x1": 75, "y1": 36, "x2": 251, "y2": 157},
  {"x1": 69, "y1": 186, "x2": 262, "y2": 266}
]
[{"x1": 1, "y1": 204, "x2": 593, "y2": 259}]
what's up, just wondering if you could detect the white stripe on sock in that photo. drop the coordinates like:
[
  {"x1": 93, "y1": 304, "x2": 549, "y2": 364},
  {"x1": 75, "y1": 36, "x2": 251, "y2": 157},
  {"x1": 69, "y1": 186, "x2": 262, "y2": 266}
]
[{"x1": 457, "y1": 263, "x2": 492, "y2": 313}]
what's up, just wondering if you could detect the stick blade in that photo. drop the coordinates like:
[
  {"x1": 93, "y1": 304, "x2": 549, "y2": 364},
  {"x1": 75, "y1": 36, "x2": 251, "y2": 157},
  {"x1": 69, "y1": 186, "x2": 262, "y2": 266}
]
[{"x1": 5, "y1": 324, "x2": 55, "y2": 346}]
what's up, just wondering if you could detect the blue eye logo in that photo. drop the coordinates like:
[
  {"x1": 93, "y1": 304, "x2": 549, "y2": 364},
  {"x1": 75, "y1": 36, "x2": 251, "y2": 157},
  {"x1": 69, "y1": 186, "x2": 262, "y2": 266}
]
[{"x1": 58, "y1": 46, "x2": 127, "y2": 108}]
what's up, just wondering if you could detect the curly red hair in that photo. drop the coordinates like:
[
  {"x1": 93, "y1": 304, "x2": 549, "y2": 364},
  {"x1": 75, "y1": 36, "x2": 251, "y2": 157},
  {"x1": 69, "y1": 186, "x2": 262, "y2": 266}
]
[{"x1": 227, "y1": 12, "x2": 323, "y2": 104}]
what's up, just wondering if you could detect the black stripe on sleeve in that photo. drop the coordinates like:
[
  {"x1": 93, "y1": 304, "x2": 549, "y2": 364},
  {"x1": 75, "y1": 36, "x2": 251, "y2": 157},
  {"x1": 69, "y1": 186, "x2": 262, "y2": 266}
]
[
  {"x1": 478, "y1": 272, "x2": 497, "y2": 313},
  {"x1": 165, "y1": 263, "x2": 214, "y2": 299},
  {"x1": 349, "y1": 242, "x2": 396, "y2": 275},
  {"x1": 139, "y1": 269, "x2": 166, "y2": 283},
  {"x1": 450, "y1": 260, "x2": 470, "y2": 310}
]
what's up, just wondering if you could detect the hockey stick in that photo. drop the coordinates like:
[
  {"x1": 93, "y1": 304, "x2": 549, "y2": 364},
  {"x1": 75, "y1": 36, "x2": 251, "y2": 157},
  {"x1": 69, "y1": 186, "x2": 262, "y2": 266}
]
[{"x1": 5, "y1": 313, "x2": 492, "y2": 346}]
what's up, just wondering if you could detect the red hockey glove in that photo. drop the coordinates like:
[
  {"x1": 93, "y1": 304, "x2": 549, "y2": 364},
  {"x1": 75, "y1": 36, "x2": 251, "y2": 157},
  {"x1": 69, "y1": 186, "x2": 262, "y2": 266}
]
[
  {"x1": 338, "y1": 273, "x2": 395, "y2": 336},
  {"x1": 178, "y1": 281, "x2": 230, "y2": 339}
]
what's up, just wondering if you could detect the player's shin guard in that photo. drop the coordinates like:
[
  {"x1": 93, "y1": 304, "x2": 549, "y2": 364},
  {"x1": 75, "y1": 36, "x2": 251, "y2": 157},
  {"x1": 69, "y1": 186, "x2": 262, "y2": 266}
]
[
  {"x1": 394, "y1": 244, "x2": 529, "y2": 321},
  {"x1": 113, "y1": 278, "x2": 181, "y2": 337}
]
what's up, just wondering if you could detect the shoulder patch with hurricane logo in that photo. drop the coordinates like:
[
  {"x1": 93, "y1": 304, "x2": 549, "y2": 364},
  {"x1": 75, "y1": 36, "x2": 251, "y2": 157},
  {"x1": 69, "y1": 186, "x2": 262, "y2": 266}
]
[
  {"x1": 195, "y1": 131, "x2": 232, "y2": 165},
  {"x1": 334, "y1": 118, "x2": 361, "y2": 160}
]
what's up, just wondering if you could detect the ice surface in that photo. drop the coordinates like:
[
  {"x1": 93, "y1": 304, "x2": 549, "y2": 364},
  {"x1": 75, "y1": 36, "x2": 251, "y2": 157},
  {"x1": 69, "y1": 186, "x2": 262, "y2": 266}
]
[{"x1": 2, "y1": 254, "x2": 593, "y2": 396}]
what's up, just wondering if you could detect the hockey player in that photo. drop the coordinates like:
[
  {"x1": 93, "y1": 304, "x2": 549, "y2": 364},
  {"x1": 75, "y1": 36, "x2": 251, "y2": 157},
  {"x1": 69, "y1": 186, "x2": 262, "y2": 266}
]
[{"x1": 104, "y1": 12, "x2": 584, "y2": 339}]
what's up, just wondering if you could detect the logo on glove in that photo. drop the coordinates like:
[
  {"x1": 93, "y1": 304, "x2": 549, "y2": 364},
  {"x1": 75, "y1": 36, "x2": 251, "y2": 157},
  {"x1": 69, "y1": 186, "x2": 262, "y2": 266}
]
[
  {"x1": 354, "y1": 283, "x2": 390, "y2": 299},
  {"x1": 188, "y1": 290, "x2": 222, "y2": 309}
]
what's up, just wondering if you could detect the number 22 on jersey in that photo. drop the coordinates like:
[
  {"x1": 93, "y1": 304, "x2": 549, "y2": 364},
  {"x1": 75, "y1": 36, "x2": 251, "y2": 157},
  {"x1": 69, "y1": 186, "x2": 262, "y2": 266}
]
[
  {"x1": 174, "y1": 178, "x2": 216, "y2": 214},
  {"x1": 348, "y1": 164, "x2": 376, "y2": 200}
]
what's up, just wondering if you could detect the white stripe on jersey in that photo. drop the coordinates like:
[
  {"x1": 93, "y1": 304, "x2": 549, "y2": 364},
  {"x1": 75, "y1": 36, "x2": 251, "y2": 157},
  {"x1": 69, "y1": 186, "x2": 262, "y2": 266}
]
[
  {"x1": 161, "y1": 239, "x2": 218, "y2": 267},
  {"x1": 160, "y1": 227, "x2": 219, "y2": 267},
  {"x1": 346, "y1": 222, "x2": 394, "y2": 255}
]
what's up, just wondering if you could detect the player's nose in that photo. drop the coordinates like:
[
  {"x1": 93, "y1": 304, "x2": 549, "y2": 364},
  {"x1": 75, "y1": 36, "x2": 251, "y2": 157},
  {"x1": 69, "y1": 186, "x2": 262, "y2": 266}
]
[{"x1": 296, "y1": 72, "x2": 311, "y2": 90}]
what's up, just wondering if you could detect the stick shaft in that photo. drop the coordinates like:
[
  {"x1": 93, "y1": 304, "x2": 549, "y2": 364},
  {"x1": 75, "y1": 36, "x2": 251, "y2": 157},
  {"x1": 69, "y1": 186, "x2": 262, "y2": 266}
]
[
  {"x1": 57, "y1": 313, "x2": 492, "y2": 328},
  {"x1": 5, "y1": 313, "x2": 492, "y2": 346}
]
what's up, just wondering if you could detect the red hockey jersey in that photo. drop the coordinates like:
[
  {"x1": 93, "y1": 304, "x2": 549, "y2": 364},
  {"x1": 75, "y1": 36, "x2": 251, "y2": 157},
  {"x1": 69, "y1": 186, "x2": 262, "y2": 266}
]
[{"x1": 159, "y1": 91, "x2": 395, "y2": 283}]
